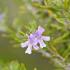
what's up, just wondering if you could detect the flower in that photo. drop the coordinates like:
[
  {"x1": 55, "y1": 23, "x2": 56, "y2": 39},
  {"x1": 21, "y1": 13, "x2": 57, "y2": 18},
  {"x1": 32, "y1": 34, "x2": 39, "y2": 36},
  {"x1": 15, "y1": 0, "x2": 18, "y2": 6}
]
[
  {"x1": 33, "y1": 26, "x2": 50, "y2": 48},
  {"x1": 0, "y1": 13, "x2": 5, "y2": 22},
  {"x1": 21, "y1": 26, "x2": 50, "y2": 54},
  {"x1": 21, "y1": 34, "x2": 39, "y2": 54}
]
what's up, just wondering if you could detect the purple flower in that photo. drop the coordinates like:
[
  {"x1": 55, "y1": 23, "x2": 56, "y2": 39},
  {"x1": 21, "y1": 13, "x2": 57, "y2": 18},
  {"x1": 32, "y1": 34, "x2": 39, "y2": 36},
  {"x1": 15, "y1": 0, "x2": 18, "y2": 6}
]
[
  {"x1": 34, "y1": 26, "x2": 50, "y2": 48},
  {"x1": 21, "y1": 34, "x2": 39, "y2": 54},
  {"x1": 0, "y1": 13, "x2": 5, "y2": 22},
  {"x1": 21, "y1": 26, "x2": 50, "y2": 54}
]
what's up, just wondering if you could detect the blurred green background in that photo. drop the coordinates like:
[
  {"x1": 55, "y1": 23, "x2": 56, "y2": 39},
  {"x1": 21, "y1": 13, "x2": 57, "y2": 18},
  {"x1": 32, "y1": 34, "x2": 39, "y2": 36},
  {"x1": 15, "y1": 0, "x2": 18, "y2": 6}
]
[{"x1": 0, "y1": 0, "x2": 70, "y2": 70}]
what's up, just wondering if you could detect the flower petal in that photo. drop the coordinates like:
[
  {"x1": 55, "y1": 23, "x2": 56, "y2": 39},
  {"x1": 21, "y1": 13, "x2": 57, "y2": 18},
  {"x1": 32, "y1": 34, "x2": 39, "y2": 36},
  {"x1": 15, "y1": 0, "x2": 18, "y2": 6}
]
[
  {"x1": 21, "y1": 41, "x2": 28, "y2": 48},
  {"x1": 29, "y1": 34, "x2": 35, "y2": 39},
  {"x1": 25, "y1": 44, "x2": 32, "y2": 54},
  {"x1": 42, "y1": 36, "x2": 50, "y2": 41},
  {"x1": 39, "y1": 40, "x2": 46, "y2": 48},
  {"x1": 33, "y1": 45, "x2": 39, "y2": 50},
  {"x1": 37, "y1": 26, "x2": 45, "y2": 35}
]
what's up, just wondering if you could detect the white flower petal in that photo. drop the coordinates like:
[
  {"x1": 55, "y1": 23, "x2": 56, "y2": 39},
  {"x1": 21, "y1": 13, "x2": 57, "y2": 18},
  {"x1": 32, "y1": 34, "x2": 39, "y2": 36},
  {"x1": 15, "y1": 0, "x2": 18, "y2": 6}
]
[
  {"x1": 42, "y1": 36, "x2": 50, "y2": 41},
  {"x1": 21, "y1": 41, "x2": 28, "y2": 48},
  {"x1": 25, "y1": 44, "x2": 32, "y2": 54},
  {"x1": 39, "y1": 40, "x2": 46, "y2": 48},
  {"x1": 33, "y1": 45, "x2": 39, "y2": 50}
]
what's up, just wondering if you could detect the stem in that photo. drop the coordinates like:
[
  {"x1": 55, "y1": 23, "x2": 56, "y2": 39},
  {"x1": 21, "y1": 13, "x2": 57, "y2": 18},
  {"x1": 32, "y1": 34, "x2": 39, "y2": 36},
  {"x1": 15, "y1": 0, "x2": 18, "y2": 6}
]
[{"x1": 38, "y1": 49, "x2": 67, "y2": 69}]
